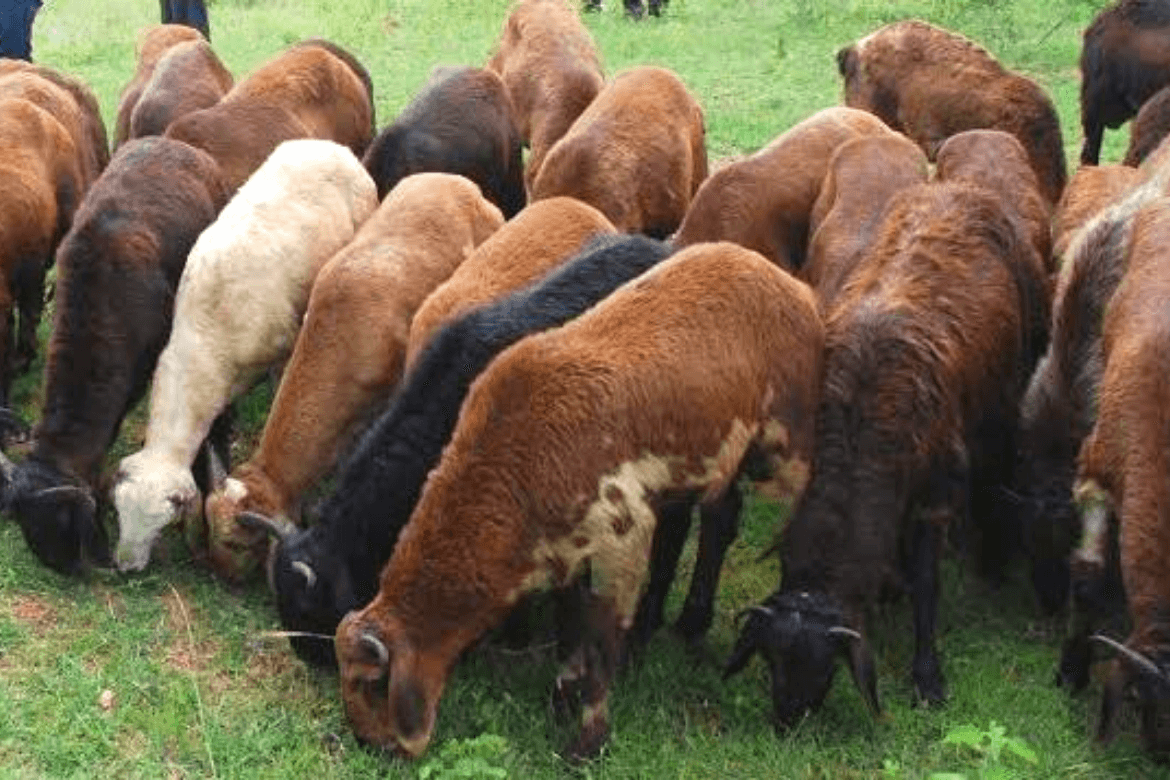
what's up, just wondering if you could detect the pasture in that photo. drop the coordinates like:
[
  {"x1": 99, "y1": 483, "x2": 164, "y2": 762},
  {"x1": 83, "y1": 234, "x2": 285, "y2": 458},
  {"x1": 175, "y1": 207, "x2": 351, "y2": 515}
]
[{"x1": 0, "y1": 0, "x2": 1162, "y2": 776}]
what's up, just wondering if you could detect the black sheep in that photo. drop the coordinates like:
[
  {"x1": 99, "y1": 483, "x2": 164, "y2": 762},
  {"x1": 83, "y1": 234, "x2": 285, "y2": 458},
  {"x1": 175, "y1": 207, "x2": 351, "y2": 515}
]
[
  {"x1": 0, "y1": 0, "x2": 40, "y2": 61},
  {"x1": 160, "y1": 0, "x2": 210, "y2": 41}
]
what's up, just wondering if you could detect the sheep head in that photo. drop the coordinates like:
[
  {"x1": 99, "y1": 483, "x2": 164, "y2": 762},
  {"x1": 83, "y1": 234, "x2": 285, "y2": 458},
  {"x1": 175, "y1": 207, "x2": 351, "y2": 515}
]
[
  {"x1": 113, "y1": 451, "x2": 201, "y2": 572},
  {"x1": 724, "y1": 589, "x2": 878, "y2": 727},
  {"x1": 1094, "y1": 634, "x2": 1170, "y2": 758}
]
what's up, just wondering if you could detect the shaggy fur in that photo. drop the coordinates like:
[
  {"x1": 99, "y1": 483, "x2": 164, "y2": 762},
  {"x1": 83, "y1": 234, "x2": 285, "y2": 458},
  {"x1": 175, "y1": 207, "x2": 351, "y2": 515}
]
[
  {"x1": 727, "y1": 179, "x2": 1048, "y2": 726},
  {"x1": 486, "y1": 0, "x2": 604, "y2": 191},
  {"x1": 405, "y1": 196, "x2": 616, "y2": 362},
  {"x1": 530, "y1": 66, "x2": 707, "y2": 238},
  {"x1": 3, "y1": 137, "x2": 230, "y2": 574},
  {"x1": 0, "y1": 99, "x2": 83, "y2": 408},
  {"x1": 1080, "y1": 0, "x2": 1170, "y2": 165},
  {"x1": 1053, "y1": 164, "x2": 1142, "y2": 263},
  {"x1": 202, "y1": 173, "x2": 504, "y2": 582},
  {"x1": 838, "y1": 20, "x2": 1067, "y2": 206},
  {"x1": 0, "y1": 61, "x2": 110, "y2": 191},
  {"x1": 362, "y1": 66, "x2": 525, "y2": 217},
  {"x1": 112, "y1": 140, "x2": 377, "y2": 573},
  {"x1": 115, "y1": 27, "x2": 232, "y2": 147},
  {"x1": 165, "y1": 38, "x2": 374, "y2": 193},
  {"x1": 1126, "y1": 84, "x2": 1170, "y2": 166},
  {"x1": 335, "y1": 242, "x2": 823, "y2": 760},
  {"x1": 268, "y1": 234, "x2": 675, "y2": 667},
  {"x1": 802, "y1": 131, "x2": 928, "y2": 308},
  {"x1": 674, "y1": 106, "x2": 893, "y2": 272},
  {"x1": 1072, "y1": 200, "x2": 1170, "y2": 757}
]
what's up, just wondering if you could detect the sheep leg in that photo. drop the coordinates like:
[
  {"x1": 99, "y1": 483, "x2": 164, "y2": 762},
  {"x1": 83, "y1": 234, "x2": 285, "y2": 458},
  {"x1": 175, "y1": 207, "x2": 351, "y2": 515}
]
[
  {"x1": 563, "y1": 593, "x2": 624, "y2": 763},
  {"x1": 629, "y1": 498, "x2": 693, "y2": 649},
  {"x1": 1080, "y1": 105, "x2": 1104, "y2": 166},
  {"x1": 13, "y1": 257, "x2": 46, "y2": 376},
  {"x1": 909, "y1": 515, "x2": 946, "y2": 705},
  {"x1": 674, "y1": 484, "x2": 742, "y2": 642}
]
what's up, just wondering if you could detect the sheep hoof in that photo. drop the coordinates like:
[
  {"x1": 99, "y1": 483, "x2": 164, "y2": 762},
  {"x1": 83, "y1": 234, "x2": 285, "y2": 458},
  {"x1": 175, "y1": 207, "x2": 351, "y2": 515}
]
[{"x1": 912, "y1": 660, "x2": 947, "y2": 706}]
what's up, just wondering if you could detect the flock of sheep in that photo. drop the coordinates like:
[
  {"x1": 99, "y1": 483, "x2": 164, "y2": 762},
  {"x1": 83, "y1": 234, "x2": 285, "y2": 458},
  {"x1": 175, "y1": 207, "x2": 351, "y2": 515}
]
[{"x1": 6, "y1": 0, "x2": 1170, "y2": 765}]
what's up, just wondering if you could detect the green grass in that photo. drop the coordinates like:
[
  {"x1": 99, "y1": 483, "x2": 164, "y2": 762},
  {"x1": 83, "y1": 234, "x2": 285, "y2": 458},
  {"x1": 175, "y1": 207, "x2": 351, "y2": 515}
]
[{"x1": 0, "y1": 0, "x2": 1164, "y2": 776}]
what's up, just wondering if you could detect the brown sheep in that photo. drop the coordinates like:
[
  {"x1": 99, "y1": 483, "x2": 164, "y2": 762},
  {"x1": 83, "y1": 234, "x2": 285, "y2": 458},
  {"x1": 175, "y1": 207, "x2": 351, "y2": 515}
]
[
  {"x1": 837, "y1": 20, "x2": 1067, "y2": 206},
  {"x1": 1052, "y1": 164, "x2": 1142, "y2": 263},
  {"x1": 404, "y1": 196, "x2": 616, "y2": 364},
  {"x1": 114, "y1": 24, "x2": 204, "y2": 146},
  {"x1": 1125, "y1": 84, "x2": 1170, "y2": 166},
  {"x1": 335, "y1": 241, "x2": 823, "y2": 761},
  {"x1": 802, "y1": 131, "x2": 928, "y2": 308},
  {"x1": 1069, "y1": 199, "x2": 1170, "y2": 757},
  {"x1": 115, "y1": 26, "x2": 233, "y2": 147},
  {"x1": 486, "y1": 0, "x2": 604, "y2": 191},
  {"x1": 165, "y1": 38, "x2": 374, "y2": 193},
  {"x1": 530, "y1": 66, "x2": 707, "y2": 238},
  {"x1": 0, "y1": 98, "x2": 84, "y2": 405},
  {"x1": 202, "y1": 173, "x2": 505, "y2": 581},
  {"x1": 674, "y1": 106, "x2": 893, "y2": 272},
  {"x1": 0, "y1": 61, "x2": 108, "y2": 191}
]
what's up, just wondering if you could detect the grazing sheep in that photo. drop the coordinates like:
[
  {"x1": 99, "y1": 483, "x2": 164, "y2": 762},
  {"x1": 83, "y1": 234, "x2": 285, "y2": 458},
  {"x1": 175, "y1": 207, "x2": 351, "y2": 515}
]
[
  {"x1": 362, "y1": 66, "x2": 525, "y2": 218},
  {"x1": 486, "y1": 0, "x2": 604, "y2": 190},
  {"x1": 202, "y1": 173, "x2": 504, "y2": 582},
  {"x1": 112, "y1": 139, "x2": 377, "y2": 573},
  {"x1": 0, "y1": 98, "x2": 83, "y2": 406},
  {"x1": 725, "y1": 178, "x2": 1048, "y2": 726},
  {"x1": 1, "y1": 136, "x2": 230, "y2": 574},
  {"x1": 165, "y1": 39, "x2": 374, "y2": 193},
  {"x1": 1125, "y1": 84, "x2": 1170, "y2": 166},
  {"x1": 674, "y1": 106, "x2": 894, "y2": 272},
  {"x1": 1069, "y1": 199, "x2": 1170, "y2": 757},
  {"x1": 335, "y1": 241, "x2": 823, "y2": 761},
  {"x1": 405, "y1": 196, "x2": 616, "y2": 362},
  {"x1": 1080, "y1": 0, "x2": 1170, "y2": 165},
  {"x1": 837, "y1": 20, "x2": 1067, "y2": 205},
  {"x1": 254, "y1": 233, "x2": 675, "y2": 668},
  {"x1": 530, "y1": 66, "x2": 707, "y2": 238},
  {"x1": 802, "y1": 131, "x2": 928, "y2": 307},
  {"x1": 115, "y1": 26, "x2": 232, "y2": 147},
  {"x1": 1052, "y1": 164, "x2": 1142, "y2": 263}
]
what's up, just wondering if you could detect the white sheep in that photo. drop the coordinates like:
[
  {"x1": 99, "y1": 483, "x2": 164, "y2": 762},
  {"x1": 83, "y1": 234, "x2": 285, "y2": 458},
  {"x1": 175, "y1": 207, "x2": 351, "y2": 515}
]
[{"x1": 113, "y1": 138, "x2": 377, "y2": 572}]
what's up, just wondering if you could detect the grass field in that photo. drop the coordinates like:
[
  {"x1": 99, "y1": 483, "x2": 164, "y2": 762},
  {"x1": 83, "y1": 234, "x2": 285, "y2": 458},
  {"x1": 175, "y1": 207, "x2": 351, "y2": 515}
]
[{"x1": 0, "y1": 0, "x2": 1164, "y2": 777}]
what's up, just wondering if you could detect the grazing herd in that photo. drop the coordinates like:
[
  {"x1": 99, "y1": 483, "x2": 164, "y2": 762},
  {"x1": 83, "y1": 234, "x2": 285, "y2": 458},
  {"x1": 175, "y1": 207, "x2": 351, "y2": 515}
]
[{"x1": 9, "y1": 0, "x2": 1170, "y2": 767}]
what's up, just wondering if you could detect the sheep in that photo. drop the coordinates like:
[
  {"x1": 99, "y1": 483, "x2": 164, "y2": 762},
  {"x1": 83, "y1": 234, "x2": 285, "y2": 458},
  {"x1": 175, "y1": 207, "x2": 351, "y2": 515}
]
[
  {"x1": 673, "y1": 106, "x2": 894, "y2": 272},
  {"x1": 115, "y1": 25, "x2": 233, "y2": 147},
  {"x1": 404, "y1": 196, "x2": 616, "y2": 363},
  {"x1": 201, "y1": 173, "x2": 504, "y2": 582},
  {"x1": 111, "y1": 139, "x2": 377, "y2": 573},
  {"x1": 0, "y1": 98, "x2": 84, "y2": 407},
  {"x1": 160, "y1": 0, "x2": 210, "y2": 40},
  {"x1": 247, "y1": 233, "x2": 675, "y2": 668},
  {"x1": 0, "y1": 0, "x2": 40, "y2": 61},
  {"x1": 1079, "y1": 0, "x2": 1170, "y2": 165},
  {"x1": 802, "y1": 131, "x2": 928, "y2": 308},
  {"x1": 837, "y1": 19, "x2": 1067, "y2": 206},
  {"x1": 335, "y1": 240, "x2": 823, "y2": 761},
  {"x1": 1125, "y1": 84, "x2": 1170, "y2": 166},
  {"x1": 486, "y1": 0, "x2": 604, "y2": 191},
  {"x1": 725, "y1": 178, "x2": 1048, "y2": 726},
  {"x1": 1052, "y1": 164, "x2": 1142, "y2": 263},
  {"x1": 1069, "y1": 198, "x2": 1170, "y2": 757},
  {"x1": 362, "y1": 66, "x2": 525, "y2": 218},
  {"x1": 165, "y1": 38, "x2": 374, "y2": 193},
  {"x1": 0, "y1": 136, "x2": 230, "y2": 574},
  {"x1": 530, "y1": 66, "x2": 707, "y2": 239}
]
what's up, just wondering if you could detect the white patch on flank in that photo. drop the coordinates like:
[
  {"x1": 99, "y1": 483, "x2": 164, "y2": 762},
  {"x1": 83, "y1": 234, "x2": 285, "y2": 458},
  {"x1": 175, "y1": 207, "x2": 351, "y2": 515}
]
[
  {"x1": 224, "y1": 477, "x2": 248, "y2": 502},
  {"x1": 1073, "y1": 479, "x2": 1111, "y2": 566}
]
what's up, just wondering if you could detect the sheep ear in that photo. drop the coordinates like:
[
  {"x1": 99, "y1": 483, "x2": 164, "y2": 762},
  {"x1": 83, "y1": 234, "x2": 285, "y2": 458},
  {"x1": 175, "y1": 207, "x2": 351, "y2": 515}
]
[
  {"x1": 846, "y1": 637, "x2": 880, "y2": 716},
  {"x1": 723, "y1": 619, "x2": 762, "y2": 679},
  {"x1": 1097, "y1": 660, "x2": 1127, "y2": 745}
]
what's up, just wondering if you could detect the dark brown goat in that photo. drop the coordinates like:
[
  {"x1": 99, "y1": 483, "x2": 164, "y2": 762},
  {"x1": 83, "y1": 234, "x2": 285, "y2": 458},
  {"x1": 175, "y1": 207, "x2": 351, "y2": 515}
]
[
  {"x1": 1080, "y1": 0, "x2": 1170, "y2": 165},
  {"x1": 726, "y1": 179, "x2": 1048, "y2": 725},
  {"x1": 202, "y1": 173, "x2": 504, "y2": 581},
  {"x1": 165, "y1": 38, "x2": 374, "y2": 193},
  {"x1": 405, "y1": 196, "x2": 616, "y2": 363},
  {"x1": 802, "y1": 131, "x2": 927, "y2": 308},
  {"x1": 2, "y1": 136, "x2": 229, "y2": 574},
  {"x1": 486, "y1": 0, "x2": 604, "y2": 191},
  {"x1": 0, "y1": 98, "x2": 83, "y2": 406},
  {"x1": 115, "y1": 26, "x2": 233, "y2": 147},
  {"x1": 674, "y1": 106, "x2": 893, "y2": 272},
  {"x1": 335, "y1": 242, "x2": 823, "y2": 761},
  {"x1": 838, "y1": 19, "x2": 1067, "y2": 206},
  {"x1": 1053, "y1": 164, "x2": 1142, "y2": 263},
  {"x1": 1071, "y1": 199, "x2": 1170, "y2": 757},
  {"x1": 530, "y1": 66, "x2": 707, "y2": 238}
]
